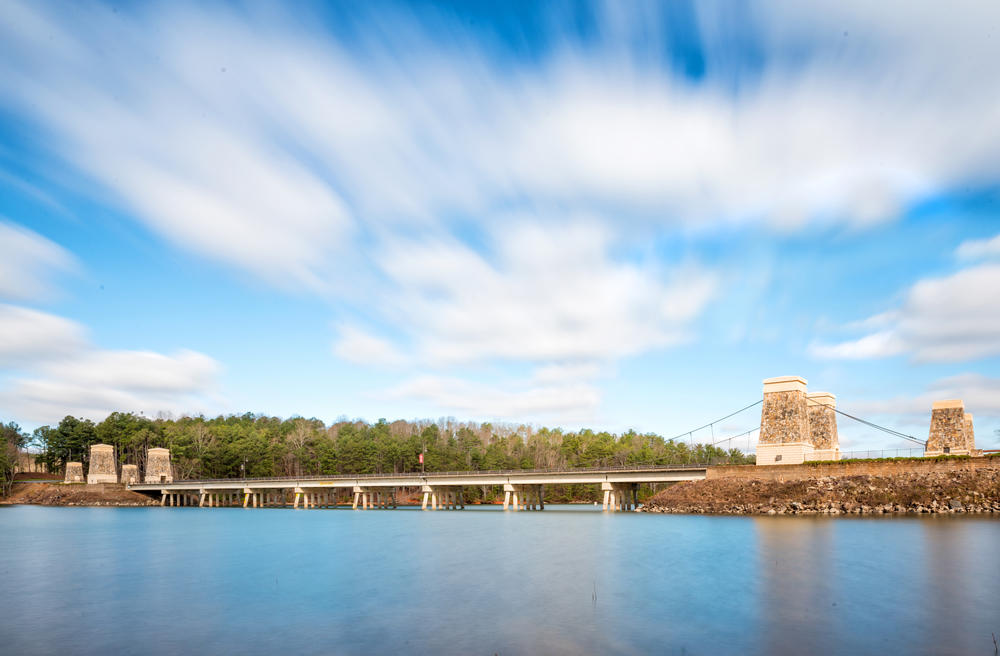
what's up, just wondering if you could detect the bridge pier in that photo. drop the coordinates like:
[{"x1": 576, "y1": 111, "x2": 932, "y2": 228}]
[
  {"x1": 602, "y1": 482, "x2": 638, "y2": 511},
  {"x1": 503, "y1": 484, "x2": 542, "y2": 510},
  {"x1": 139, "y1": 465, "x2": 706, "y2": 512},
  {"x1": 418, "y1": 485, "x2": 462, "y2": 510}
]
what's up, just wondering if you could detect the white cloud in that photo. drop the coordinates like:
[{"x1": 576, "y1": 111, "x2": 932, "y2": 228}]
[
  {"x1": 0, "y1": 303, "x2": 222, "y2": 425},
  {"x1": 383, "y1": 375, "x2": 600, "y2": 423},
  {"x1": 956, "y1": 233, "x2": 1000, "y2": 260},
  {"x1": 332, "y1": 324, "x2": 409, "y2": 368},
  {"x1": 338, "y1": 220, "x2": 718, "y2": 366},
  {"x1": 3, "y1": 1, "x2": 1000, "y2": 419},
  {"x1": 1, "y1": 1, "x2": 998, "y2": 287},
  {"x1": 0, "y1": 222, "x2": 75, "y2": 301},
  {"x1": 812, "y1": 263, "x2": 1000, "y2": 363},
  {"x1": 810, "y1": 330, "x2": 906, "y2": 360},
  {"x1": 856, "y1": 373, "x2": 1000, "y2": 419},
  {"x1": 0, "y1": 304, "x2": 86, "y2": 367}
]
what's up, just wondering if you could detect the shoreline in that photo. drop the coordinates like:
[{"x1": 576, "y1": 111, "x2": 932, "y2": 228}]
[{"x1": 639, "y1": 468, "x2": 1000, "y2": 516}]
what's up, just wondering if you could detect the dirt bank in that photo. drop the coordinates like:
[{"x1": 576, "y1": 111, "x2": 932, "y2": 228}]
[
  {"x1": 1, "y1": 482, "x2": 158, "y2": 506},
  {"x1": 641, "y1": 469, "x2": 1000, "y2": 515}
]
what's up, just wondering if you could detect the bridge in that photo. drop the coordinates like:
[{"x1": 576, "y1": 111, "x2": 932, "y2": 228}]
[{"x1": 128, "y1": 464, "x2": 708, "y2": 512}]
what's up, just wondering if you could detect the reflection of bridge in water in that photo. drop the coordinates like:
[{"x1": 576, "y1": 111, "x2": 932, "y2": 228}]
[{"x1": 128, "y1": 465, "x2": 708, "y2": 512}]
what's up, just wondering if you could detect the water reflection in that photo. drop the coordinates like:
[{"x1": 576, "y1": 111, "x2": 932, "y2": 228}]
[
  {"x1": 0, "y1": 507, "x2": 997, "y2": 656},
  {"x1": 754, "y1": 518, "x2": 837, "y2": 655}
]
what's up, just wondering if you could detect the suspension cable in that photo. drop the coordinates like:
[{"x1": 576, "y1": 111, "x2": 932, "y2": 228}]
[
  {"x1": 665, "y1": 400, "x2": 763, "y2": 443},
  {"x1": 710, "y1": 425, "x2": 760, "y2": 447},
  {"x1": 808, "y1": 400, "x2": 926, "y2": 446}
]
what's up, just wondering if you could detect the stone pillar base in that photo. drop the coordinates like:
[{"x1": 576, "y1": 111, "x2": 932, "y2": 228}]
[
  {"x1": 810, "y1": 448, "x2": 840, "y2": 462},
  {"x1": 923, "y1": 449, "x2": 971, "y2": 457},
  {"x1": 757, "y1": 442, "x2": 815, "y2": 466},
  {"x1": 87, "y1": 473, "x2": 118, "y2": 484}
]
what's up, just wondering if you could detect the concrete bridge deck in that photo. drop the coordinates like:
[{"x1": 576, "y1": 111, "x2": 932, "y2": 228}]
[{"x1": 129, "y1": 464, "x2": 707, "y2": 511}]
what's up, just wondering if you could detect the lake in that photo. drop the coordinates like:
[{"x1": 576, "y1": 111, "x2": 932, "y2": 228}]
[{"x1": 1, "y1": 505, "x2": 998, "y2": 655}]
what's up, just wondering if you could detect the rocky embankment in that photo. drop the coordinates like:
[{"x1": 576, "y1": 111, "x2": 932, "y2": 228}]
[
  {"x1": 1, "y1": 482, "x2": 158, "y2": 506},
  {"x1": 641, "y1": 469, "x2": 1000, "y2": 515}
]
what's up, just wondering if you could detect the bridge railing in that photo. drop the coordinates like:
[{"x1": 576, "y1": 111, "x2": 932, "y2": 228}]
[
  {"x1": 835, "y1": 448, "x2": 926, "y2": 460},
  {"x1": 151, "y1": 461, "x2": 726, "y2": 485}
]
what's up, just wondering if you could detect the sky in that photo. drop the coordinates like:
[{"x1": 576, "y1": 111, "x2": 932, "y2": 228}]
[{"x1": 1, "y1": 0, "x2": 999, "y2": 453}]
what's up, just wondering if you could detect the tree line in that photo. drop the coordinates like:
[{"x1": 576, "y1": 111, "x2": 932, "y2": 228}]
[
  {"x1": 2, "y1": 422, "x2": 29, "y2": 496},
  {"x1": 14, "y1": 412, "x2": 754, "y2": 501}
]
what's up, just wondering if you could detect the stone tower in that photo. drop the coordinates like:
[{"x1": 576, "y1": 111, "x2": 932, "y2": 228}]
[
  {"x1": 145, "y1": 447, "x2": 173, "y2": 483},
  {"x1": 64, "y1": 461, "x2": 84, "y2": 483},
  {"x1": 807, "y1": 392, "x2": 840, "y2": 461},
  {"x1": 964, "y1": 413, "x2": 976, "y2": 452},
  {"x1": 120, "y1": 464, "x2": 139, "y2": 485},
  {"x1": 757, "y1": 376, "x2": 814, "y2": 465},
  {"x1": 925, "y1": 400, "x2": 971, "y2": 456},
  {"x1": 87, "y1": 444, "x2": 118, "y2": 484}
]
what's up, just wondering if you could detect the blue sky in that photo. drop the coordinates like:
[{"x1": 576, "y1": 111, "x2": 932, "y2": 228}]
[{"x1": 1, "y1": 1, "x2": 999, "y2": 452}]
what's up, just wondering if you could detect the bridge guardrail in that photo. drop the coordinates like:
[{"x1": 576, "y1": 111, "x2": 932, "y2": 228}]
[
  {"x1": 146, "y1": 461, "x2": 730, "y2": 486},
  {"x1": 835, "y1": 448, "x2": 926, "y2": 460}
]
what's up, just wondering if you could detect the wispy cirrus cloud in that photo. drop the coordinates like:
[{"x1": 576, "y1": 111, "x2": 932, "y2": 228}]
[
  {"x1": 3, "y1": 1, "x2": 1000, "y2": 420},
  {"x1": 0, "y1": 221, "x2": 75, "y2": 301}
]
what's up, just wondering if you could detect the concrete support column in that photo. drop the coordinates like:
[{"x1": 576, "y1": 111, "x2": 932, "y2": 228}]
[
  {"x1": 161, "y1": 490, "x2": 167, "y2": 506},
  {"x1": 293, "y1": 488, "x2": 303, "y2": 509},
  {"x1": 199, "y1": 490, "x2": 206, "y2": 507},
  {"x1": 421, "y1": 485, "x2": 431, "y2": 510}
]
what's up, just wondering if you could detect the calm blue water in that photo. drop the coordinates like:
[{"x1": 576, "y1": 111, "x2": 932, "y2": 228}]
[{"x1": 1, "y1": 505, "x2": 998, "y2": 655}]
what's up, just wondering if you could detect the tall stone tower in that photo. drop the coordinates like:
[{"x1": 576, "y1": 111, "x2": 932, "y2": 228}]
[
  {"x1": 925, "y1": 400, "x2": 971, "y2": 456},
  {"x1": 120, "y1": 464, "x2": 139, "y2": 485},
  {"x1": 64, "y1": 462, "x2": 84, "y2": 483},
  {"x1": 807, "y1": 392, "x2": 840, "y2": 461},
  {"x1": 757, "y1": 376, "x2": 814, "y2": 465},
  {"x1": 145, "y1": 447, "x2": 173, "y2": 483},
  {"x1": 87, "y1": 444, "x2": 118, "y2": 484},
  {"x1": 964, "y1": 413, "x2": 977, "y2": 454}
]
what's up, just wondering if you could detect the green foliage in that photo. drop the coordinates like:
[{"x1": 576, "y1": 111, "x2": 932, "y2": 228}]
[
  {"x1": 23, "y1": 412, "x2": 754, "y2": 486},
  {"x1": 1, "y1": 421, "x2": 28, "y2": 496}
]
